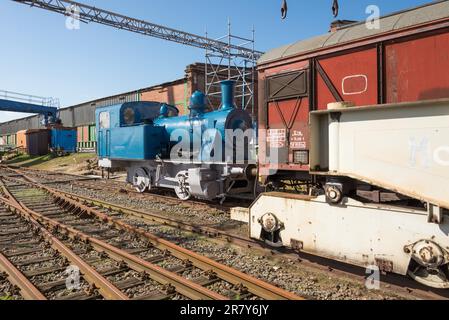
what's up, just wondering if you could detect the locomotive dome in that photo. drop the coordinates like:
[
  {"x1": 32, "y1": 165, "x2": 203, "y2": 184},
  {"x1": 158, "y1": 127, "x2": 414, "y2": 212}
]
[{"x1": 189, "y1": 91, "x2": 206, "y2": 112}]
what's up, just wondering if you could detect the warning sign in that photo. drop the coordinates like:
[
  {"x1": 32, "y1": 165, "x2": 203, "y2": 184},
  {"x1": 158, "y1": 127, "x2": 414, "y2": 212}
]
[{"x1": 267, "y1": 129, "x2": 286, "y2": 148}]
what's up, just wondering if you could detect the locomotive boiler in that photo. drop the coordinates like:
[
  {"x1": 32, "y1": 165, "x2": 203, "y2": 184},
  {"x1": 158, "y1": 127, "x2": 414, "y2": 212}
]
[{"x1": 97, "y1": 80, "x2": 256, "y2": 201}]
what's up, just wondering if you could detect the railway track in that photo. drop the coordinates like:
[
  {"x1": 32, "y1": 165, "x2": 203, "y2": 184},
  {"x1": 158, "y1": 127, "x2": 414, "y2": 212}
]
[
  {"x1": 0, "y1": 198, "x2": 227, "y2": 300},
  {"x1": 0, "y1": 200, "x2": 118, "y2": 300},
  {"x1": 0, "y1": 168, "x2": 301, "y2": 301}
]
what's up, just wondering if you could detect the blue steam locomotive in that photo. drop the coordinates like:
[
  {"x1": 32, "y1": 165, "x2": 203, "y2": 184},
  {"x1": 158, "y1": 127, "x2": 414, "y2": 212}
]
[{"x1": 96, "y1": 81, "x2": 256, "y2": 201}]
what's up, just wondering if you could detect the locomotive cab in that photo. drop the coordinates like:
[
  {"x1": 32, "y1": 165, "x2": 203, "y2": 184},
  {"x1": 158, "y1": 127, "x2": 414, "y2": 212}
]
[{"x1": 96, "y1": 102, "x2": 179, "y2": 167}]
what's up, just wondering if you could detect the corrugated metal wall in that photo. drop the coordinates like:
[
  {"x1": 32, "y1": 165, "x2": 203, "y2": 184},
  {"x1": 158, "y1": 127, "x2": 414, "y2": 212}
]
[{"x1": 0, "y1": 116, "x2": 41, "y2": 135}]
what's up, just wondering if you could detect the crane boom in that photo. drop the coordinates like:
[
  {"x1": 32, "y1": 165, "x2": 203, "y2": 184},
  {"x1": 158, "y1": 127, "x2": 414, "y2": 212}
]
[{"x1": 13, "y1": 0, "x2": 263, "y2": 60}]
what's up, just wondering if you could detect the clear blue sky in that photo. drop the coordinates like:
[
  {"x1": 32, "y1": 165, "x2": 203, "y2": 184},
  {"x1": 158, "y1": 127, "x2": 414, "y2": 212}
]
[{"x1": 0, "y1": 0, "x2": 432, "y2": 122}]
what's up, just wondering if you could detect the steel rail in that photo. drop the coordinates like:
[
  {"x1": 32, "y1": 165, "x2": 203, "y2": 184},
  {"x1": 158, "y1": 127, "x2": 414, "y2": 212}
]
[
  {"x1": 0, "y1": 251, "x2": 47, "y2": 300},
  {"x1": 49, "y1": 188, "x2": 301, "y2": 300},
  {"x1": 3, "y1": 168, "x2": 303, "y2": 300},
  {"x1": 46, "y1": 189, "x2": 263, "y2": 249},
  {"x1": 0, "y1": 178, "x2": 229, "y2": 300}
]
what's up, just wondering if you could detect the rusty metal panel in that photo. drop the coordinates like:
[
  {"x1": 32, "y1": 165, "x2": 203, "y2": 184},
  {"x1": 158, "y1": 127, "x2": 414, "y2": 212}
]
[
  {"x1": 386, "y1": 32, "x2": 449, "y2": 103},
  {"x1": 267, "y1": 71, "x2": 308, "y2": 101},
  {"x1": 259, "y1": 61, "x2": 311, "y2": 174},
  {"x1": 265, "y1": 97, "x2": 311, "y2": 170},
  {"x1": 316, "y1": 48, "x2": 378, "y2": 109}
]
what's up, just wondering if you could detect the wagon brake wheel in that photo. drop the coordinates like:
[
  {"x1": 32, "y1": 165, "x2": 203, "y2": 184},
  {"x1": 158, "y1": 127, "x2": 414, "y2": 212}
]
[
  {"x1": 133, "y1": 168, "x2": 150, "y2": 193},
  {"x1": 408, "y1": 263, "x2": 449, "y2": 289},
  {"x1": 174, "y1": 172, "x2": 191, "y2": 201}
]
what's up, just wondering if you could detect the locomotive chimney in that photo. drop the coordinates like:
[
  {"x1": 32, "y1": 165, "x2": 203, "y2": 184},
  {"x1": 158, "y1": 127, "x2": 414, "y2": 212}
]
[{"x1": 221, "y1": 80, "x2": 236, "y2": 110}]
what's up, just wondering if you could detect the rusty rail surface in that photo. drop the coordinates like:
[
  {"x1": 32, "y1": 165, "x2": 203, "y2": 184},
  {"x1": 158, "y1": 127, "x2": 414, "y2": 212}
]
[
  {"x1": 0, "y1": 180, "x2": 228, "y2": 300},
  {"x1": 0, "y1": 195, "x2": 128, "y2": 300},
  {"x1": 1, "y1": 167, "x2": 303, "y2": 300}
]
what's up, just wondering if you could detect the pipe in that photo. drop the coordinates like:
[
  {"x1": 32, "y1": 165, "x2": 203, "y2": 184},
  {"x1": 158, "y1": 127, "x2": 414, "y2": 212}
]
[{"x1": 221, "y1": 80, "x2": 235, "y2": 110}]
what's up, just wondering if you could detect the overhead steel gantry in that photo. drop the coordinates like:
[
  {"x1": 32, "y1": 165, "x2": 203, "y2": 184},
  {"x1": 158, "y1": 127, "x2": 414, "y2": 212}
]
[
  {"x1": 0, "y1": 90, "x2": 60, "y2": 125},
  {"x1": 12, "y1": 0, "x2": 263, "y2": 60}
]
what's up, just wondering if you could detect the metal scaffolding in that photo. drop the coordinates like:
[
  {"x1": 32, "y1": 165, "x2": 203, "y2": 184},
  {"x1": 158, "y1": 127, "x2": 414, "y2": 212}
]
[{"x1": 205, "y1": 22, "x2": 257, "y2": 116}]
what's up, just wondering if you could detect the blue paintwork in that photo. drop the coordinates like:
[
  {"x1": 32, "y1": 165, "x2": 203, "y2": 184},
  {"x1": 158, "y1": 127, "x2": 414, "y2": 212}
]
[
  {"x1": 50, "y1": 128, "x2": 77, "y2": 153},
  {"x1": 96, "y1": 102, "x2": 172, "y2": 160},
  {"x1": 96, "y1": 81, "x2": 252, "y2": 162},
  {"x1": 220, "y1": 80, "x2": 235, "y2": 110},
  {"x1": 119, "y1": 101, "x2": 178, "y2": 126},
  {"x1": 109, "y1": 124, "x2": 167, "y2": 160}
]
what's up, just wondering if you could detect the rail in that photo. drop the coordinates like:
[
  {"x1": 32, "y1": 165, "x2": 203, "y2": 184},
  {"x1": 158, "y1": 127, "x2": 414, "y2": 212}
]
[{"x1": 2, "y1": 168, "x2": 303, "y2": 300}]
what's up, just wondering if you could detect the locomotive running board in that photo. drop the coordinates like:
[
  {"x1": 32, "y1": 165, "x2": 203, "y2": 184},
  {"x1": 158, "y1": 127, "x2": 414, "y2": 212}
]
[
  {"x1": 309, "y1": 98, "x2": 449, "y2": 211},
  {"x1": 249, "y1": 192, "x2": 449, "y2": 276}
]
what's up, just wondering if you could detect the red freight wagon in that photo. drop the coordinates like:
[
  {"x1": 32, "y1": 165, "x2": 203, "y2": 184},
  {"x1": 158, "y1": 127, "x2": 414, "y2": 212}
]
[{"x1": 257, "y1": 1, "x2": 449, "y2": 186}]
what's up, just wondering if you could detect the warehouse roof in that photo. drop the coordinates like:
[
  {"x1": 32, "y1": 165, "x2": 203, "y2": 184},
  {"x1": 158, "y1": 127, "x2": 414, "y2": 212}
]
[{"x1": 259, "y1": 0, "x2": 449, "y2": 65}]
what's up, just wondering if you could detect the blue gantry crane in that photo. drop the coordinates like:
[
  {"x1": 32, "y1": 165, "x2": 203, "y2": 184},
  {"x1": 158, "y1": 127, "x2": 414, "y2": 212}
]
[
  {"x1": 0, "y1": 90, "x2": 60, "y2": 126},
  {"x1": 0, "y1": 90, "x2": 78, "y2": 155}
]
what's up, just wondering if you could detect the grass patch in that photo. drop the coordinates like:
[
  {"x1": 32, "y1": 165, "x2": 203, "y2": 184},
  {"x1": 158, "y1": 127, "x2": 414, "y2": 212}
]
[
  {"x1": 5, "y1": 154, "x2": 56, "y2": 167},
  {"x1": 32, "y1": 153, "x2": 96, "y2": 171},
  {"x1": 4, "y1": 152, "x2": 97, "y2": 172}
]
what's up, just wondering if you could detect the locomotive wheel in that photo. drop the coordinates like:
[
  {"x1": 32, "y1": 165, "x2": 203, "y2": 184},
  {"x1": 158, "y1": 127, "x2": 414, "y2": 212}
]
[
  {"x1": 408, "y1": 263, "x2": 449, "y2": 289},
  {"x1": 133, "y1": 168, "x2": 150, "y2": 193},
  {"x1": 174, "y1": 172, "x2": 191, "y2": 201}
]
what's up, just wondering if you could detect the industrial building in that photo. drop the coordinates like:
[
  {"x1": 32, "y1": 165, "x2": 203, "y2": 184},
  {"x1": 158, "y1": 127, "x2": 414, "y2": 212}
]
[{"x1": 0, "y1": 62, "x2": 254, "y2": 152}]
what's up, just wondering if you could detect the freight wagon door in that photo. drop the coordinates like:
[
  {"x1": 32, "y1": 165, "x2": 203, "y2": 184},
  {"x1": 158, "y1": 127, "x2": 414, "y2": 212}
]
[{"x1": 265, "y1": 70, "x2": 310, "y2": 171}]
